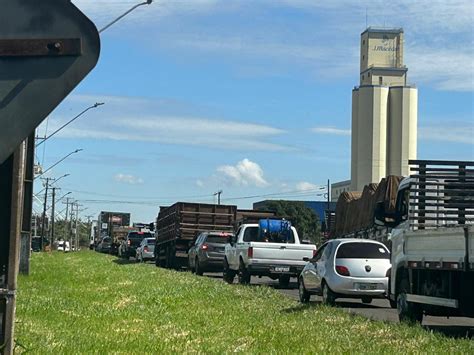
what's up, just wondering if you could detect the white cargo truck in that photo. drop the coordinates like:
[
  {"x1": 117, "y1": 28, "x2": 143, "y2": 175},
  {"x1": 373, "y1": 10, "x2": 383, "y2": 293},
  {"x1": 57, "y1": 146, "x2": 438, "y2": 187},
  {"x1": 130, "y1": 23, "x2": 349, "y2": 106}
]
[{"x1": 374, "y1": 160, "x2": 474, "y2": 322}]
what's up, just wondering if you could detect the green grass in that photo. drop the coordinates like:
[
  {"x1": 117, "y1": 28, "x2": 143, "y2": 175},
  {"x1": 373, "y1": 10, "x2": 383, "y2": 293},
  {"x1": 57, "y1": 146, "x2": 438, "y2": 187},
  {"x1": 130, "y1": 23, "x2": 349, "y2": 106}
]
[{"x1": 15, "y1": 251, "x2": 473, "y2": 353}]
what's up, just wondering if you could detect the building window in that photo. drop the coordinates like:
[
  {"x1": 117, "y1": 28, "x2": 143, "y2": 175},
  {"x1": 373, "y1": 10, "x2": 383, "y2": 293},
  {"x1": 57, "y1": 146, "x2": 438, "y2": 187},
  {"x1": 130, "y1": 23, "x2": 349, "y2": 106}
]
[
  {"x1": 362, "y1": 75, "x2": 364, "y2": 80},
  {"x1": 379, "y1": 76, "x2": 383, "y2": 85},
  {"x1": 362, "y1": 55, "x2": 365, "y2": 61},
  {"x1": 363, "y1": 40, "x2": 365, "y2": 45},
  {"x1": 368, "y1": 72, "x2": 371, "y2": 77}
]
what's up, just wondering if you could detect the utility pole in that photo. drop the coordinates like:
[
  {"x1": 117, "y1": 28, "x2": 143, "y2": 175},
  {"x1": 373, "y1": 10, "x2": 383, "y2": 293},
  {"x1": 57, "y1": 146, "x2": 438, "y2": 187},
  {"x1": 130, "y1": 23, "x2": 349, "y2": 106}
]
[
  {"x1": 50, "y1": 187, "x2": 56, "y2": 248},
  {"x1": 40, "y1": 178, "x2": 49, "y2": 250},
  {"x1": 64, "y1": 198, "x2": 69, "y2": 242},
  {"x1": 327, "y1": 179, "x2": 330, "y2": 211},
  {"x1": 214, "y1": 190, "x2": 223, "y2": 205}
]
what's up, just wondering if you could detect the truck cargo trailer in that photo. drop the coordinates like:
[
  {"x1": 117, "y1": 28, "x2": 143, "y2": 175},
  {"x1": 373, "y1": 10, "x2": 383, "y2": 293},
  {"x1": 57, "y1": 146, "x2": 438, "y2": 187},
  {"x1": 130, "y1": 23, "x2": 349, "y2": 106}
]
[{"x1": 155, "y1": 202, "x2": 237, "y2": 269}]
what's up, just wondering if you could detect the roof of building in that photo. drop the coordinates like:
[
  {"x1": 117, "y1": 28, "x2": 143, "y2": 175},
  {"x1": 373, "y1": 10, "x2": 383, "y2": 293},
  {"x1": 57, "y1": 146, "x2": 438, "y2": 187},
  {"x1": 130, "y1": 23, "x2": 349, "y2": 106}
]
[{"x1": 361, "y1": 27, "x2": 404, "y2": 36}]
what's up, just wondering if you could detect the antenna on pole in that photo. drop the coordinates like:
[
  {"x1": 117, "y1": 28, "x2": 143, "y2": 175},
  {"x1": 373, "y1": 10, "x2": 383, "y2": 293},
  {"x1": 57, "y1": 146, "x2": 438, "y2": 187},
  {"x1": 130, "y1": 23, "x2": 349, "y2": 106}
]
[{"x1": 365, "y1": 7, "x2": 368, "y2": 28}]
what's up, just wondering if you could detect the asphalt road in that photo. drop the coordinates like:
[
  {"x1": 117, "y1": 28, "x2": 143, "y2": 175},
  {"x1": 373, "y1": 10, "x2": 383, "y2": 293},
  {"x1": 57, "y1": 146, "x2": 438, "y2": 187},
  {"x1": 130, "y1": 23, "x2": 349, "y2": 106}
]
[{"x1": 204, "y1": 272, "x2": 474, "y2": 339}]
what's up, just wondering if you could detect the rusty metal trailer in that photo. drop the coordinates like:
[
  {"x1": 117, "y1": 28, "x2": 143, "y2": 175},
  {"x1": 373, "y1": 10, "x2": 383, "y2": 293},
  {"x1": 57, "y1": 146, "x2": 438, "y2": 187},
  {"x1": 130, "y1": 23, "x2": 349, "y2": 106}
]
[{"x1": 155, "y1": 202, "x2": 237, "y2": 269}]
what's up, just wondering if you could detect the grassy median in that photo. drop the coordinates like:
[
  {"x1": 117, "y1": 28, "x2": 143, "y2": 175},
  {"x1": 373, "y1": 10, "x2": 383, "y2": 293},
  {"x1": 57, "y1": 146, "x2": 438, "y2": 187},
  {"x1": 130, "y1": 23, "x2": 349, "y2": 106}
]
[{"x1": 15, "y1": 251, "x2": 473, "y2": 353}]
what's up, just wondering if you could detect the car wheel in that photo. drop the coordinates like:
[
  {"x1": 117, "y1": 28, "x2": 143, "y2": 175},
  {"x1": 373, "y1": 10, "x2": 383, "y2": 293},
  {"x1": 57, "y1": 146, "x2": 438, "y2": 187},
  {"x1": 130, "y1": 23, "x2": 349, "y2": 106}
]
[
  {"x1": 195, "y1": 258, "x2": 204, "y2": 276},
  {"x1": 397, "y1": 277, "x2": 423, "y2": 324},
  {"x1": 322, "y1": 282, "x2": 336, "y2": 306},
  {"x1": 362, "y1": 297, "x2": 372, "y2": 304},
  {"x1": 298, "y1": 278, "x2": 310, "y2": 303},
  {"x1": 238, "y1": 261, "x2": 251, "y2": 285},
  {"x1": 278, "y1": 275, "x2": 290, "y2": 289},
  {"x1": 223, "y1": 259, "x2": 236, "y2": 284},
  {"x1": 389, "y1": 298, "x2": 397, "y2": 309}
]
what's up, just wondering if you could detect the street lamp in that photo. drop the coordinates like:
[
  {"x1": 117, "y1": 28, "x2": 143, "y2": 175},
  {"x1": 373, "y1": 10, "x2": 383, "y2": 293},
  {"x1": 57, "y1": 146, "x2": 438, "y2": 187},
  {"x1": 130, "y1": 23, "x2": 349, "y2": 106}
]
[
  {"x1": 99, "y1": 0, "x2": 153, "y2": 33},
  {"x1": 36, "y1": 173, "x2": 70, "y2": 195},
  {"x1": 34, "y1": 149, "x2": 83, "y2": 180},
  {"x1": 36, "y1": 103, "x2": 104, "y2": 147}
]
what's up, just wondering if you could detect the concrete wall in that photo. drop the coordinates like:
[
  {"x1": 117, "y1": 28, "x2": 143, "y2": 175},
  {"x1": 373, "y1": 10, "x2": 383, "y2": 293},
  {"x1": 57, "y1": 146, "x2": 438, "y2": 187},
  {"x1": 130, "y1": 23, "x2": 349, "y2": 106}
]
[
  {"x1": 350, "y1": 88, "x2": 359, "y2": 191},
  {"x1": 387, "y1": 86, "x2": 418, "y2": 176},
  {"x1": 353, "y1": 85, "x2": 388, "y2": 191},
  {"x1": 360, "y1": 29, "x2": 403, "y2": 72}
]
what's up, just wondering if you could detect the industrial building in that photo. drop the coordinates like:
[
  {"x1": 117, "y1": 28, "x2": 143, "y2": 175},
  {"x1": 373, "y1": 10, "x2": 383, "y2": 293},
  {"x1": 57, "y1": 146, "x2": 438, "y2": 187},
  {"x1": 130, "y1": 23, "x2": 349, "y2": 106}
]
[{"x1": 333, "y1": 27, "x2": 418, "y2": 197}]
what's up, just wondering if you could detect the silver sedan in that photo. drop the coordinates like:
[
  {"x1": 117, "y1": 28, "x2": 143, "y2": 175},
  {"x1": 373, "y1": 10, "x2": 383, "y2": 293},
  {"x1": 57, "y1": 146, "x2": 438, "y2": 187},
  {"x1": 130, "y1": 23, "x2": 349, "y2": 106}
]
[{"x1": 298, "y1": 239, "x2": 390, "y2": 305}]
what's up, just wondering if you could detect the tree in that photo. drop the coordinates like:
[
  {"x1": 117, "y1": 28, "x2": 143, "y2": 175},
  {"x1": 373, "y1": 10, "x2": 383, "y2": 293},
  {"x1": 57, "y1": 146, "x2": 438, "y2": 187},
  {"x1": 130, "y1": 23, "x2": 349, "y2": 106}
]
[{"x1": 256, "y1": 200, "x2": 322, "y2": 245}]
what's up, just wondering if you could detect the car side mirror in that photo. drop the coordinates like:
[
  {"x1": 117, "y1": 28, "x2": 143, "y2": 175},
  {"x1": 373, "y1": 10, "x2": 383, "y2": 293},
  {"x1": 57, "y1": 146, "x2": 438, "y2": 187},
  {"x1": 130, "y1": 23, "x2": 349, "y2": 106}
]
[{"x1": 302, "y1": 257, "x2": 309, "y2": 262}]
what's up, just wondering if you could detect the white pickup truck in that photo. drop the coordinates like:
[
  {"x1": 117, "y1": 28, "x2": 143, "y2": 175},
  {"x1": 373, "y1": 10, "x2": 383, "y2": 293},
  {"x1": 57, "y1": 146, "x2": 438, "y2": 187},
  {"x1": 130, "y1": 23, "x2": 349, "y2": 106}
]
[{"x1": 223, "y1": 222, "x2": 316, "y2": 287}]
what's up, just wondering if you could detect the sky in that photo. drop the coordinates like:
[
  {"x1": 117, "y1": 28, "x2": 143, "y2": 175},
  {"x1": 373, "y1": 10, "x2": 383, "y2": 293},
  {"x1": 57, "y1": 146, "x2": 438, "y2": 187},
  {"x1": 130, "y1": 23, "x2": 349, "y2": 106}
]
[{"x1": 35, "y1": 0, "x2": 474, "y2": 223}]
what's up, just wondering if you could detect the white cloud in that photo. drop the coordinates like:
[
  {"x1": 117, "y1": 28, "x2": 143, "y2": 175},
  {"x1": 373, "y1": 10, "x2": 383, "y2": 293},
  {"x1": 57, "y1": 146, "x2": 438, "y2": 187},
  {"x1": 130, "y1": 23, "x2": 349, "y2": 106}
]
[
  {"x1": 311, "y1": 127, "x2": 351, "y2": 136},
  {"x1": 295, "y1": 181, "x2": 319, "y2": 192},
  {"x1": 75, "y1": 1, "x2": 473, "y2": 91},
  {"x1": 114, "y1": 173, "x2": 144, "y2": 185},
  {"x1": 45, "y1": 94, "x2": 292, "y2": 152},
  {"x1": 196, "y1": 179, "x2": 204, "y2": 187},
  {"x1": 217, "y1": 159, "x2": 269, "y2": 187},
  {"x1": 419, "y1": 125, "x2": 474, "y2": 145}
]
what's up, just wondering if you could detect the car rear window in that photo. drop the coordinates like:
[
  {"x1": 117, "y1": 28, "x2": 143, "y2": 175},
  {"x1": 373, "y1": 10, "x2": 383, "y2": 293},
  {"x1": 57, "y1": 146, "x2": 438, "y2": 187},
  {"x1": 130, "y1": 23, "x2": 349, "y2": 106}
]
[
  {"x1": 243, "y1": 226, "x2": 295, "y2": 243},
  {"x1": 336, "y1": 242, "x2": 389, "y2": 259},
  {"x1": 146, "y1": 238, "x2": 155, "y2": 244},
  {"x1": 206, "y1": 235, "x2": 230, "y2": 244},
  {"x1": 128, "y1": 232, "x2": 153, "y2": 239}
]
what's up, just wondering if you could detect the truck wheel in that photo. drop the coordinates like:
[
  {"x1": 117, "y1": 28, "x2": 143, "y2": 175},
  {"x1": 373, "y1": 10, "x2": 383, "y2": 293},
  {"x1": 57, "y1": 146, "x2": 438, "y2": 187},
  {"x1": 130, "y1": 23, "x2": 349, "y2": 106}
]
[
  {"x1": 195, "y1": 258, "x2": 204, "y2": 276},
  {"x1": 278, "y1": 275, "x2": 290, "y2": 289},
  {"x1": 238, "y1": 261, "x2": 251, "y2": 285},
  {"x1": 397, "y1": 278, "x2": 423, "y2": 324},
  {"x1": 298, "y1": 278, "x2": 310, "y2": 303},
  {"x1": 223, "y1": 259, "x2": 236, "y2": 284},
  {"x1": 322, "y1": 282, "x2": 336, "y2": 306}
]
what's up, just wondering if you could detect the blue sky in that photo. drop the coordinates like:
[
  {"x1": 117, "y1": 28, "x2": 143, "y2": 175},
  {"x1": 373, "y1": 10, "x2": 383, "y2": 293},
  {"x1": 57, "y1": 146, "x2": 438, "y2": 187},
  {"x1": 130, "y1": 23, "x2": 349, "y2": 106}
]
[{"x1": 35, "y1": 0, "x2": 474, "y2": 223}]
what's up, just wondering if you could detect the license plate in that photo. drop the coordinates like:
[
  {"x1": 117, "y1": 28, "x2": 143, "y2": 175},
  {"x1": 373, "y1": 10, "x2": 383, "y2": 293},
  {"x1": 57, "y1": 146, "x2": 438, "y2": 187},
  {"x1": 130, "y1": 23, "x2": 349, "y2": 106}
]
[
  {"x1": 357, "y1": 283, "x2": 378, "y2": 290},
  {"x1": 273, "y1": 266, "x2": 290, "y2": 272}
]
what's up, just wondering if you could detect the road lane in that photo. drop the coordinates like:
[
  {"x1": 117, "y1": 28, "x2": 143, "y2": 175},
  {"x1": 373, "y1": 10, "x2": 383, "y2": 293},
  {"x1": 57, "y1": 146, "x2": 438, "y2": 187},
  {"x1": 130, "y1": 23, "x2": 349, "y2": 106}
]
[{"x1": 206, "y1": 272, "x2": 474, "y2": 337}]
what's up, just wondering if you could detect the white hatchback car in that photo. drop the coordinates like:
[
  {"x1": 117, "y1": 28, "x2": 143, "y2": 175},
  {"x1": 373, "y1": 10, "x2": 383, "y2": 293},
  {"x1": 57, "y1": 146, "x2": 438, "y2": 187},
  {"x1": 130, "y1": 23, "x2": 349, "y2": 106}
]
[
  {"x1": 57, "y1": 240, "x2": 71, "y2": 252},
  {"x1": 298, "y1": 239, "x2": 390, "y2": 305}
]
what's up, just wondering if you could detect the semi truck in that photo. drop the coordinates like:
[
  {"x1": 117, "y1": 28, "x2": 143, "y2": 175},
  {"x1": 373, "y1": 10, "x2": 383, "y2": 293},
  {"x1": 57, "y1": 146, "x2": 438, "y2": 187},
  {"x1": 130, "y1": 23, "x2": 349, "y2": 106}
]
[
  {"x1": 333, "y1": 160, "x2": 474, "y2": 322},
  {"x1": 155, "y1": 202, "x2": 237, "y2": 269}
]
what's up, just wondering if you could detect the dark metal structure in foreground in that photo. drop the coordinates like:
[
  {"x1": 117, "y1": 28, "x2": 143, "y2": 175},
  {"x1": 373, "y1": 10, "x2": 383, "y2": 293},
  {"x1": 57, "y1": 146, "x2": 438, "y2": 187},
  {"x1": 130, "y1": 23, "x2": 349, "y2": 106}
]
[{"x1": 0, "y1": 1, "x2": 100, "y2": 353}]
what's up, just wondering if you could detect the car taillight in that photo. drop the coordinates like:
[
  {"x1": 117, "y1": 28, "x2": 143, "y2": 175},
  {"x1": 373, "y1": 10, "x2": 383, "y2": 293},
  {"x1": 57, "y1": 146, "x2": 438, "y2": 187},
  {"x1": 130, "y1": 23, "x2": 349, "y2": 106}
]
[
  {"x1": 144, "y1": 246, "x2": 149, "y2": 252},
  {"x1": 248, "y1": 247, "x2": 253, "y2": 258},
  {"x1": 335, "y1": 265, "x2": 350, "y2": 276},
  {"x1": 201, "y1": 244, "x2": 208, "y2": 250},
  {"x1": 312, "y1": 249, "x2": 317, "y2": 257}
]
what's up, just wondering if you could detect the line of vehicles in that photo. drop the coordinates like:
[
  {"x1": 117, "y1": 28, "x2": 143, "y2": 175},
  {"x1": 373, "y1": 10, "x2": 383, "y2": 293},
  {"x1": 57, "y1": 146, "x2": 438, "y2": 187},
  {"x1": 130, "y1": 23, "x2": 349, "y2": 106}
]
[{"x1": 94, "y1": 159, "x2": 474, "y2": 324}]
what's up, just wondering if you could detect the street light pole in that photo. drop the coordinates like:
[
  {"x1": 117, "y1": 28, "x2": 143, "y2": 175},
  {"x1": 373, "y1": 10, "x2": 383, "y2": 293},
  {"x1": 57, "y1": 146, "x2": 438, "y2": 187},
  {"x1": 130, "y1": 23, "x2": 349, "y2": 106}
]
[
  {"x1": 51, "y1": 187, "x2": 56, "y2": 247},
  {"x1": 34, "y1": 149, "x2": 83, "y2": 180},
  {"x1": 36, "y1": 103, "x2": 104, "y2": 147},
  {"x1": 99, "y1": 0, "x2": 153, "y2": 33},
  {"x1": 40, "y1": 178, "x2": 49, "y2": 250}
]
